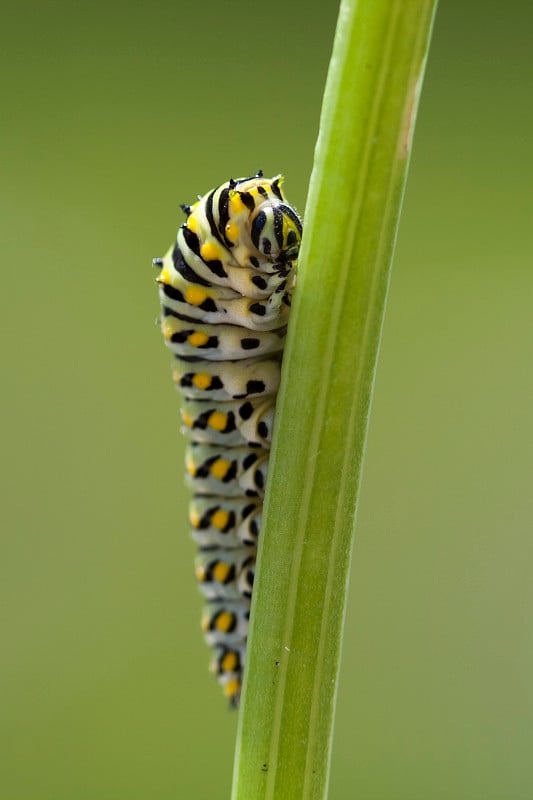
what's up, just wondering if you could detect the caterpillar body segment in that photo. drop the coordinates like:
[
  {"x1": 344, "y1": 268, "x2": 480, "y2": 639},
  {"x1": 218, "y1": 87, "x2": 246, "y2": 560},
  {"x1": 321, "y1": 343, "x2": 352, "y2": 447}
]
[
  {"x1": 189, "y1": 496, "x2": 261, "y2": 550},
  {"x1": 172, "y1": 356, "x2": 282, "y2": 403},
  {"x1": 180, "y1": 395, "x2": 276, "y2": 447}
]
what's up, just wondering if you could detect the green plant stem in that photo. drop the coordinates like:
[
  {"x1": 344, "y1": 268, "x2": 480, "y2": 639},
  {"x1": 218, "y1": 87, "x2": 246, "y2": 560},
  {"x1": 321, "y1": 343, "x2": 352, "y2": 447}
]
[{"x1": 231, "y1": 2, "x2": 437, "y2": 798}]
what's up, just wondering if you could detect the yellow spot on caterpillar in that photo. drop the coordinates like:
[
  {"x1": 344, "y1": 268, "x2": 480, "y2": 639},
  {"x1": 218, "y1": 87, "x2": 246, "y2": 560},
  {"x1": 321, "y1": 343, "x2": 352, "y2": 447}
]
[
  {"x1": 221, "y1": 651, "x2": 238, "y2": 673},
  {"x1": 213, "y1": 562, "x2": 231, "y2": 583},
  {"x1": 195, "y1": 564, "x2": 207, "y2": 581},
  {"x1": 185, "y1": 453, "x2": 196, "y2": 477},
  {"x1": 185, "y1": 286, "x2": 208, "y2": 305},
  {"x1": 210, "y1": 458, "x2": 231, "y2": 480},
  {"x1": 187, "y1": 215, "x2": 199, "y2": 233},
  {"x1": 181, "y1": 410, "x2": 193, "y2": 428},
  {"x1": 188, "y1": 331, "x2": 209, "y2": 347},
  {"x1": 192, "y1": 373, "x2": 212, "y2": 390},
  {"x1": 208, "y1": 411, "x2": 227, "y2": 431},
  {"x1": 229, "y1": 192, "x2": 245, "y2": 214},
  {"x1": 157, "y1": 268, "x2": 171, "y2": 285},
  {"x1": 215, "y1": 611, "x2": 235, "y2": 632},
  {"x1": 200, "y1": 241, "x2": 221, "y2": 261},
  {"x1": 225, "y1": 221, "x2": 239, "y2": 242},
  {"x1": 201, "y1": 612, "x2": 210, "y2": 632},
  {"x1": 211, "y1": 509, "x2": 229, "y2": 530},
  {"x1": 224, "y1": 678, "x2": 240, "y2": 698},
  {"x1": 282, "y1": 214, "x2": 301, "y2": 244},
  {"x1": 189, "y1": 508, "x2": 201, "y2": 527}
]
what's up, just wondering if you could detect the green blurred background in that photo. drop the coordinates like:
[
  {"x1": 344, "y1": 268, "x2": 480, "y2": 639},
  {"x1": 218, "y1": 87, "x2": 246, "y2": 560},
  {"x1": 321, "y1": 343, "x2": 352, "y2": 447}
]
[{"x1": 2, "y1": 0, "x2": 532, "y2": 797}]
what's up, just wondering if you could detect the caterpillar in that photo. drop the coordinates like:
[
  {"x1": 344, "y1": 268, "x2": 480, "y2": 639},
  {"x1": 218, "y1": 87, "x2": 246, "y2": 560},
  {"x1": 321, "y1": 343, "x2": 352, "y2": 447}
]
[{"x1": 153, "y1": 171, "x2": 302, "y2": 707}]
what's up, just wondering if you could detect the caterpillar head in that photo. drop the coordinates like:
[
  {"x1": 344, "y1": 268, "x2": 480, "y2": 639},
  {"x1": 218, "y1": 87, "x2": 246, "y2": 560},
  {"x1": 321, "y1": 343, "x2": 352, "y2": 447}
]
[
  {"x1": 227, "y1": 175, "x2": 302, "y2": 270},
  {"x1": 251, "y1": 200, "x2": 302, "y2": 266}
]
